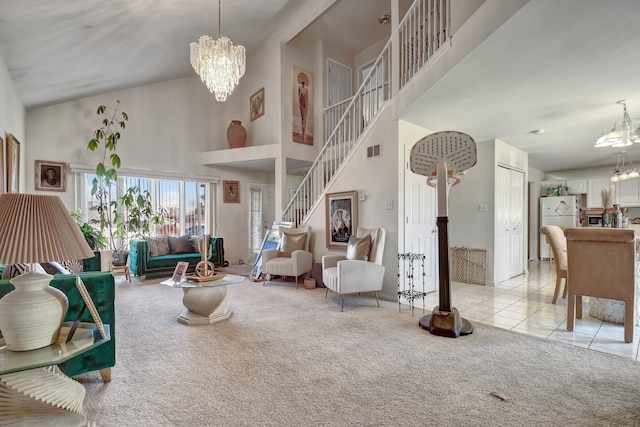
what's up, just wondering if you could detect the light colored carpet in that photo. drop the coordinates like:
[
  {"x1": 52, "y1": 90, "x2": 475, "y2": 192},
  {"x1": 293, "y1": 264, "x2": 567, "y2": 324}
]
[{"x1": 77, "y1": 274, "x2": 640, "y2": 426}]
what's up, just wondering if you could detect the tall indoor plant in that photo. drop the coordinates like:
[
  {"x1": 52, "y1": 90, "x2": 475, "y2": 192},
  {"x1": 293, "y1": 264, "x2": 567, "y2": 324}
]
[{"x1": 87, "y1": 100, "x2": 128, "y2": 262}]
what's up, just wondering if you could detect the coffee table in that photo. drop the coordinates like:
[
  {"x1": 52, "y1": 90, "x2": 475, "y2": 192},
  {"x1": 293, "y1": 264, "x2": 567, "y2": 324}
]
[
  {"x1": 0, "y1": 322, "x2": 110, "y2": 426},
  {"x1": 162, "y1": 274, "x2": 245, "y2": 325}
]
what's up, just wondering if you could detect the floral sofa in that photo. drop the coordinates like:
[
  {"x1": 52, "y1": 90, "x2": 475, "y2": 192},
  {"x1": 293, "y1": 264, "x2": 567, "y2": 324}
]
[{"x1": 129, "y1": 234, "x2": 225, "y2": 280}]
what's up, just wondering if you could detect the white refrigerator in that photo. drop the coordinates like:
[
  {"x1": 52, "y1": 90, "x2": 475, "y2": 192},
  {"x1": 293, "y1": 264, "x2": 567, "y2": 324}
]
[{"x1": 540, "y1": 195, "x2": 581, "y2": 259}]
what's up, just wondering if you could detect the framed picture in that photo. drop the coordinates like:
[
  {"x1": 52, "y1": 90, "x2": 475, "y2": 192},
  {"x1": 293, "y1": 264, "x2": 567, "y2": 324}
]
[
  {"x1": 223, "y1": 180, "x2": 240, "y2": 203},
  {"x1": 75, "y1": 276, "x2": 107, "y2": 339},
  {"x1": 172, "y1": 261, "x2": 189, "y2": 284},
  {"x1": 325, "y1": 190, "x2": 358, "y2": 249},
  {"x1": 6, "y1": 134, "x2": 20, "y2": 193},
  {"x1": 250, "y1": 87, "x2": 264, "y2": 122},
  {"x1": 292, "y1": 65, "x2": 314, "y2": 145},
  {"x1": 34, "y1": 160, "x2": 66, "y2": 192},
  {"x1": 0, "y1": 135, "x2": 4, "y2": 194}
]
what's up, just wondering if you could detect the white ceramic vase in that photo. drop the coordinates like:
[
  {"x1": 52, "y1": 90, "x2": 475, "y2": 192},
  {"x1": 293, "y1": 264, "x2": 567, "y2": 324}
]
[{"x1": 0, "y1": 272, "x2": 68, "y2": 351}]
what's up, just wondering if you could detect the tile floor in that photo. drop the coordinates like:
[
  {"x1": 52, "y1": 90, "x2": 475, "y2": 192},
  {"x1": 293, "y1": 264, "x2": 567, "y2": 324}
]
[{"x1": 415, "y1": 260, "x2": 640, "y2": 361}]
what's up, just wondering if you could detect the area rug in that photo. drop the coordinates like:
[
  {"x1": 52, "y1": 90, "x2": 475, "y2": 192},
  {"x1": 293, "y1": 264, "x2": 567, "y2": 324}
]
[{"x1": 78, "y1": 275, "x2": 640, "y2": 426}]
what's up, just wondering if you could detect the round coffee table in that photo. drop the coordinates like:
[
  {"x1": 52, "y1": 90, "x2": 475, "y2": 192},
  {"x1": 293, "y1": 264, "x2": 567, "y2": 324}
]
[{"x1": 162, "y1": 274, "x2": 245, "y2": 325}]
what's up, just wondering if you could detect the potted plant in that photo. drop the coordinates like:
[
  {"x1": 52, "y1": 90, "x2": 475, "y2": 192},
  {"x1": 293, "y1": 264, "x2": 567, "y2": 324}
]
[
  {"x1": 118, "y1": 185, "x2": 164, "y2": 256},
  {"x1": 87, "y1": 101, "x2": 163, "y2": 266},
  {"x1": 87, "y1": 101, "x2": 131, "y2": 265},
  {"x1": 70, "y1": 211, "x2": 106, "y2": 250}
]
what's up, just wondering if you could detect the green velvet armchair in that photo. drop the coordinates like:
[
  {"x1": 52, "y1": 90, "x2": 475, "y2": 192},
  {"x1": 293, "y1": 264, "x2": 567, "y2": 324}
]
[{"x1": 0, "y1": 271, "x2": 116, "y2": 382}]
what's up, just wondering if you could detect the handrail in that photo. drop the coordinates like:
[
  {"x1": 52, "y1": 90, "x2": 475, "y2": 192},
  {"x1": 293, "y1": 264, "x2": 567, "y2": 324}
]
[{"x1": 282, "y1": 0, "x2": 450, "y2": 225}]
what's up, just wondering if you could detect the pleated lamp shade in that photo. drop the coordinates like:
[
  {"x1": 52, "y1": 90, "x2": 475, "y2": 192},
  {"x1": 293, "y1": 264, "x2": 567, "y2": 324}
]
[
  {"x1": 0, "y1": 193, "x2": 95, "y2": 351},
  {"x1": 0, "y1": 193, "x2": 94, "y2": 264}
]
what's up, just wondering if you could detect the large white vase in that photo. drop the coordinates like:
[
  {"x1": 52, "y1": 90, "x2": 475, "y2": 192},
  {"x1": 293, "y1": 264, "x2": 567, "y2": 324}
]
[{"x1": 0, "y1": 272, "x2": 68, "y2": 351}]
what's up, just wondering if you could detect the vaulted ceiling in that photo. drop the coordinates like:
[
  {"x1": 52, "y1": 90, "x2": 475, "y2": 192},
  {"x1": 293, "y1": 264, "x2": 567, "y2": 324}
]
[{"x1": 1, "y1": 0, "x2": 640, "y2": 173}]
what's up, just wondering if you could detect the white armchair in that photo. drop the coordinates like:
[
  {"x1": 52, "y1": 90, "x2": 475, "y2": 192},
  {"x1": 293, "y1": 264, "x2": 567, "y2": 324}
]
[
  {"x1": 322, "y1": 227, "x2": 386, "y2": 311},
  {"x1": 262, "y1": 226, "x2": 313, "y2": 288}
]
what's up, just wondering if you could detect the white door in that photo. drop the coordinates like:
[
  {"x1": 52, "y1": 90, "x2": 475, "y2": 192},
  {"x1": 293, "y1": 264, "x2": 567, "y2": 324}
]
[
  {"x1": 327, "y1": 59, "x2": 352, "y2": 107},
  {"x1": 403, "y1": 147, "x2": 437, "y2": 299},
  {"x1": 495, "y1": 166, "x2": 525, "y2": 283},
  {"x1": 249, "y1": 185, "x2": 263, "y2": 261}
]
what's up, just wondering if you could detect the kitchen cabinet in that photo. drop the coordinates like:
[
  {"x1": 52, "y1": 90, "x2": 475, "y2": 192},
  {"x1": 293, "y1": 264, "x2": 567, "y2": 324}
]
[
  {"x1": 566, "y1": 179, "x2": 587, "y2": 194},
  {"x1": 587, "y1": 178, "x2": 612, "y2": 208},
  {"x1": 617, "y1": 178, "x2": 640, "y2": 206}
]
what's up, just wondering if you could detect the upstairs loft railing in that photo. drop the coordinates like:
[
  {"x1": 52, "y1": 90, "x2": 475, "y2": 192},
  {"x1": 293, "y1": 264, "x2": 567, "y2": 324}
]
[
  {"x1": 399, "y1": 0, "x2": 450, "y2": 88},
  {"x1": 282, "y1": 0, "x2": 450, "y2": 225}
]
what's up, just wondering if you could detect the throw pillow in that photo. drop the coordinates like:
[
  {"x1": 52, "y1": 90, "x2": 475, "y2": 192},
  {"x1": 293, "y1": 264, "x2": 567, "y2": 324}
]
[
  {"x1": 1, "y1": 263, "x2": 30, "y2": 279},
  {"x1": 280, "y1": 230, "x2": 307, "y2": 256},
  {"x1": 190, "y1": 234, "x2": 211, "y2": 254},
  {"x1": 346, "y1": 234, "x2": 371, "y2": 261},
  {"x1": 145, "y1": 235, "x2": 170, "y2": 257},
  {"x1": 168, "y1": 235, "x2": 193, "y2": 254}
]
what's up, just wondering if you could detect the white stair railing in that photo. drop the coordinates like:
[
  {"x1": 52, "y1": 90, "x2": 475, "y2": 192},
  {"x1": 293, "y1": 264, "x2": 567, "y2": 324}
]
[{"x1": 283, "y1": 0, "x2": 450, "y2": 225}]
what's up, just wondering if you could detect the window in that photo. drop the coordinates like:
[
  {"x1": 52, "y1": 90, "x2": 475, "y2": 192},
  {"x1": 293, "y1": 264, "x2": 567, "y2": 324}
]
[{"x1": 80, "y1": 173, "x2": 212, "y2": 239}]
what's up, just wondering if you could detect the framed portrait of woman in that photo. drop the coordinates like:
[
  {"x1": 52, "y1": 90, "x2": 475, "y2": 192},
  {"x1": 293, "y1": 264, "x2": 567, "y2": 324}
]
[{"x1": 35, "y1": 160, "x2": 67, "y2": 192}]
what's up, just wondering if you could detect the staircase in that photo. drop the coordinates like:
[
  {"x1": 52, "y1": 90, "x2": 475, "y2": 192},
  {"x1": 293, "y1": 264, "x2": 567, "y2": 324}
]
[{"x1": 282, "y1": 0, "x2": 450, "y2": 225}]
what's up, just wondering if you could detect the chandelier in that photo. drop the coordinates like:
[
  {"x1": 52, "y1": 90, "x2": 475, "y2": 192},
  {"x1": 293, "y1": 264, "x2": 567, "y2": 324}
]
[
  {"x1": 595, "y1": 100, "x2": 640, "y2": 148},
  {"x1": 610, "y1": 151, "x2": 640, "y2": 182},
  {"x1": 190, "y1": 0, "x2": 246, "y2": 101}
]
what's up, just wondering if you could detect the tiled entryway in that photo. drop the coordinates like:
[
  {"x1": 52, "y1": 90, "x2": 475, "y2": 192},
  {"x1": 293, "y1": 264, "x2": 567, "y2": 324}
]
[{"x1": 419, "y1": 261, "x2": 640, "y2": 361}]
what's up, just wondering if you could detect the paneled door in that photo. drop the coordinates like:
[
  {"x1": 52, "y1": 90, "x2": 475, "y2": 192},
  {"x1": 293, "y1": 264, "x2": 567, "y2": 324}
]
[
  {"x1": 403, "y1": 146, "x2": 437, "y2": 298},
  {"x1": 495, "y1": 166, "x2": 525, "y2": 283}
]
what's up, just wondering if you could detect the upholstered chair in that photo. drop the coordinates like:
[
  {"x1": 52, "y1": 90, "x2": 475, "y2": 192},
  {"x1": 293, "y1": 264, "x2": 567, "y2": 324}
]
[
  {"x1": 322, "y1": 227, "x2": 386, "y2": 311},
  {"x1": 565, "y1": 227, "x2": 636, "y2": 343},
  {"x1": 262, "y1": 226, "x2": 313, "y2": 288},
  {"x1": 539, "y1": 225, "x2": 568, "y2": 304}
]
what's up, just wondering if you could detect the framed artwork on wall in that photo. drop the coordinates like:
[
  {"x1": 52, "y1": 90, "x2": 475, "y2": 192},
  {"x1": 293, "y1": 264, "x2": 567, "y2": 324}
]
[
  {"x1": 223, "y1": 180, "x2": 240, "y2": 203},
  {"x1": 0, "y1": 135, "x2": 4, "y2": 194},
  {"x1": 34, "y1": 160, "x2": 67, "y2": 192},
  {"x1": 325, "y1": 190, "x2": 358, "y2": 249},
  {"x1": 6, "y1": 134, "x2": 20, "y2": 194},
  {"x1": 292, "y1": 65, "x2": 313, "y2": 146},
  {"x1": 250, "y1": 87, "x2": 264, "y2": 122}
]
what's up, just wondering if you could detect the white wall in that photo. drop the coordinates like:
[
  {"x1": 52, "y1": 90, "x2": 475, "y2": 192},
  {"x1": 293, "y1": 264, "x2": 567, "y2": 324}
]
[
  {"x1": 528, "y1": 166, "x2": 544, "y2": 260},
  {"x1": 25, "y1": 75, "x2": 273, "y2": 264},
  {"x1": 0, "y1": 54, "x2": 26, "y2": 192},
  {"x1": 448, "y1": 139, "x2": 496, "y2": 280},
  {"x1": 304, "y1": 103, "x2": 399, "y2": 299}
]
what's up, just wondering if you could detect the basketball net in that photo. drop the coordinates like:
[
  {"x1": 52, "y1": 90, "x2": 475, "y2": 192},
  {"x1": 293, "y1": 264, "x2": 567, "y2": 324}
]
[{"x1": 426, "y1": 170, "x2": 461, "y2": 189}]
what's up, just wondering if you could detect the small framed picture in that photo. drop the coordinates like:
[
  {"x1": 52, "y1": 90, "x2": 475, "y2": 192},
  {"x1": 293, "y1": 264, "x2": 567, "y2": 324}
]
[
  {"x1": 35, "y1": 160, "x2": 66, "y2": 192},
  {"x1": 6, "y1": 133, "x2": 20, "y2": 194},
  {"x1": 223, "y1": 180, "x2": 240, "y2": 203},
  {"x1": 75, "y1": 276, "x2": 107, "y2": 339},
  {"x1": 250, "y1": 87, "x2": 264, "y2": 122},
  {"x1": 172, "y1": 261, "x2": 189, "y2": 284}
]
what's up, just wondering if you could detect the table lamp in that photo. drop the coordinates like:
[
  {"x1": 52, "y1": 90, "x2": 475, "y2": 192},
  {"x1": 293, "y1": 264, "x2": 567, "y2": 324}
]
[{"x1": 0, "y1": 193, "x2": 95, "y2": 351}]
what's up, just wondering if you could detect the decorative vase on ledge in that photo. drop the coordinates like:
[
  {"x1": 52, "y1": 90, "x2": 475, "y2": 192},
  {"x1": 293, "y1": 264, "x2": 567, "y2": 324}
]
[{"x1": 227, "y1": 120, "x2": 247, "y2": 149}]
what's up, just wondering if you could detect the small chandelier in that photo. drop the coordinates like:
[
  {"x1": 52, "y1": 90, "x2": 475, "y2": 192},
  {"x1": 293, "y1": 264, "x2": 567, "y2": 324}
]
[
  {"x1": 595, "y1": 100, "x2": 640, "y2": 148},
  {"x1": 190, "y1": 0, "x2": 246, "y2": 102},
  {"x1": 610, "y1": 151, "x2": 640, "y2": 182}
]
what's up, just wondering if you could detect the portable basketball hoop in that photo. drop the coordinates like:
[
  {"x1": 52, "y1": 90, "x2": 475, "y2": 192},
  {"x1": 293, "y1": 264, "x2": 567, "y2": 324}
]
[{"x1": 409, "y1": 131, "x2": 477, "y2": 338}]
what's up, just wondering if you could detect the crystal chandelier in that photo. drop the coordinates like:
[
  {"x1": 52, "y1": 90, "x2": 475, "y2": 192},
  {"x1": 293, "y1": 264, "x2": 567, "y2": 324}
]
[
  {"x1": 610, "y1": 151, "x2": 640, "y2": 182},
  {"x1": 595, "y1": 100, "x2": 640, "y2": 148},
  {"x1": 190, "y1": 0, "x2": 246, "y2": 102}
]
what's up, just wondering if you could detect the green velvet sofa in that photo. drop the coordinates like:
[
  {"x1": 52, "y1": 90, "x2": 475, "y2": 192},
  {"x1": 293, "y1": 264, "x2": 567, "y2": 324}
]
[
  {"x1": 0, "y1": 271, "x2": 116, "y2": 382},
  {"x1": 129, "y1": 235, "x2": 225, "y2": 280}
]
